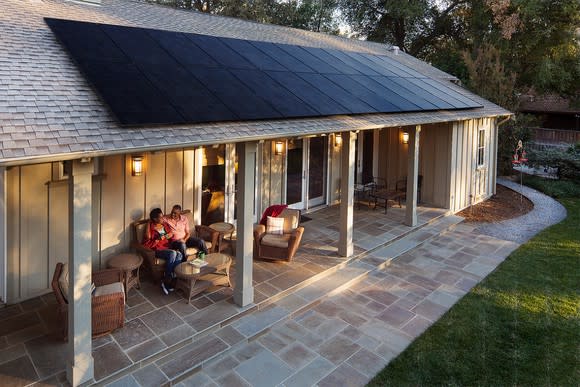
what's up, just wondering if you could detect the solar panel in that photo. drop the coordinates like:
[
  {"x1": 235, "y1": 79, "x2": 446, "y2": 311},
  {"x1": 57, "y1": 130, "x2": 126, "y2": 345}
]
[{"x1": 45, "y1": 18, "x2": 483, "y2": 126}]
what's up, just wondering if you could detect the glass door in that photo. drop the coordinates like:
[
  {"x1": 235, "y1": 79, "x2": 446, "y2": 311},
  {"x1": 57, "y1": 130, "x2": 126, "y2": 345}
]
[
  {"x1": 201, "y1": 145, "x2": 226, "y2": 225},
  {"x1": 286, "y1": 139, "x2": 305, "y2": 209},
  {"x1": 307, "y1": 136, "x2": 327, "y2": 208}
]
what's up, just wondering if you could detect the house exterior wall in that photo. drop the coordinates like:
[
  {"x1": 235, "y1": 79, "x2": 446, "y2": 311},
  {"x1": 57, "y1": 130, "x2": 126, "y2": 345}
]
[
  {"x1": 419, "y1": 123, "x2": 452, "y2": 208},
  {"x1": 260, "y1": 140, "x2": 285, "y2": 215},
  {"x1": 329, "y1": 134, "x2": 342, "y2": 205},
  {"x1": 449, "y1": 118, "x2": 496, "y2": 212},
  {"x1": 6, "y1": 150, "x2": 197, "y2": 303}
]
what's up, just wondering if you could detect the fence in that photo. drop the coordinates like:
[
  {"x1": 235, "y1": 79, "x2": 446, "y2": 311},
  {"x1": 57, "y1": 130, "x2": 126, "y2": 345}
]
[{"x1": 531, "y1": 127, "x2": 580, "y2": 145}]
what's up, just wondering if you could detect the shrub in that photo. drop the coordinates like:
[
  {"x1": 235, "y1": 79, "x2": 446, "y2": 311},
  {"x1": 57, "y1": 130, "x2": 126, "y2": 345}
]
[{"x1": 527, "y1": 143, "x2": 580, "y2": 180}]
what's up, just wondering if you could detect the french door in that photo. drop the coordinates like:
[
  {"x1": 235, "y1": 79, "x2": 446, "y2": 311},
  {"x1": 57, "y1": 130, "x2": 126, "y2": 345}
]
[{"x1": 285, "y1": 137, "x2": 328, "y2": 210}]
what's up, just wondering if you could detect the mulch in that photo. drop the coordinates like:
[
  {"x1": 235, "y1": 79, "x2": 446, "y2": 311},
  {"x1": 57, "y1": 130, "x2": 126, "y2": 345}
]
[{"x1": 458, "y1": 184, "x2": 534, "y2": 223}]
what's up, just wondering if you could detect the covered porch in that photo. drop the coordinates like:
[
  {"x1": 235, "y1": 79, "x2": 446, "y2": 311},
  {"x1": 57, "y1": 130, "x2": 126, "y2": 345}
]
[{"x1": 0, "y1": 204, "x2": 447, "y2": 385}]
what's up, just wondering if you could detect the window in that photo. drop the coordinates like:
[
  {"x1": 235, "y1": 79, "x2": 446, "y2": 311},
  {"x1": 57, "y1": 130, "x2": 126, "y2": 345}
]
[{"x1": 477, "y1": 129, "x2": 485, "y2": 167}]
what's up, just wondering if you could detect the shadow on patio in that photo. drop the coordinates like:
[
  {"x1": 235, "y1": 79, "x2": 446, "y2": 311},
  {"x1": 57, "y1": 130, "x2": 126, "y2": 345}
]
[{"x1": 0, "y1": 204, "x2": 448, "y2": 385}]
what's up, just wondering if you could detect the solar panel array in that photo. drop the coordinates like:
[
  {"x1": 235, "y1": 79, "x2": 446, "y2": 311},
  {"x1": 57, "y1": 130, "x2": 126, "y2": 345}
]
[{"x1": 45, "y1": 18, "x2": 482, "y2": 126}]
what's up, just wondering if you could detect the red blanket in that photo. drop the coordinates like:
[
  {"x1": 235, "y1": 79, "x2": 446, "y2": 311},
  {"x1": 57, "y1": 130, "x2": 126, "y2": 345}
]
[{"x1": 259, "y1": 204, "x2": 288, "y2": 225}]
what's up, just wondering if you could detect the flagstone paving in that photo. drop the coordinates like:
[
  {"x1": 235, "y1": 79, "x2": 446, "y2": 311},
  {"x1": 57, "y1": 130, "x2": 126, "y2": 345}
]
[{"x1": 159, "y1": 222, "x2": 519, "y2": 387}]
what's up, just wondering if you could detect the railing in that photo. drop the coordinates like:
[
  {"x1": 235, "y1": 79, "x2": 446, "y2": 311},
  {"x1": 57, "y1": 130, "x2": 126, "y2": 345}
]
[{"x1": 531, "y1": 127, "x2": 580, "y2": 145}]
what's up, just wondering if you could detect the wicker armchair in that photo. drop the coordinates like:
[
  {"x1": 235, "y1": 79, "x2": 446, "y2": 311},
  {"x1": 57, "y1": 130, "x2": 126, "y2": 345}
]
[
  {"x1": 254, "y1": 208, "x2": 304, "y2": 262},
  {"x1": 131, "y1": 210, "x2": 219, "y2": 282},
  {"x1": 51, "y1": 262, "x2": 125, "y2": 340}
]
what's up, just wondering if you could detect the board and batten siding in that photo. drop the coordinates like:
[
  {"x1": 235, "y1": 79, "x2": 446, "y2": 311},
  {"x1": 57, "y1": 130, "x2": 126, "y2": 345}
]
[
  {"x1": 6, "y1": 150, "x2": 196, "y2": 303},
  {"x1": 449, "y1": 118, "x2": 497, "y2": 212}
]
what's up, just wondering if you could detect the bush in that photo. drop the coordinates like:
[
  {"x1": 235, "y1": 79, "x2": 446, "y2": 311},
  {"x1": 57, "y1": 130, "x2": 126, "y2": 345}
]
[{"x1": 528, "y1": 143, "x2": 580, "y2": 180}]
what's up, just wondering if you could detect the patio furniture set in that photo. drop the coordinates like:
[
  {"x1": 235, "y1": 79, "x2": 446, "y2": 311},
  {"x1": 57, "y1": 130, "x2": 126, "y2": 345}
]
[{"x1": 355, "y1": 175, "x2": 423, "y2": 213}]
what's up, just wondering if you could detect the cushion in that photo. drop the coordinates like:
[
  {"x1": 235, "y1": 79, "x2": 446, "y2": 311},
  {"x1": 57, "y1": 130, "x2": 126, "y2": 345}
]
[
  {"x1": 279, "y1": 208, "x2": 300, "y2": 233},
  {"x1": 58, "y1": 263, "x2": 69, "y2": 302},
  {"x1": 261, "y1": 233, "x2": 291, "y2": 249},
  {"x1": 185, "y1": 247, "x2": 199, "y2": 257},
  {"x1": 93, "y1": 282, "x2": 125, "y2": 304},
  {"x1": 266, "y1": 216, "x2": 284, "y2": 235}
]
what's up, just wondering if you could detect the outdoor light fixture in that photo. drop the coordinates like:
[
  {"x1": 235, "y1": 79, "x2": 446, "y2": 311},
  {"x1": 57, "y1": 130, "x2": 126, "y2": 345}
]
[
  {"x1": 334, "y1": 134, "x2": 342, "y2": 147},
  {"x1": 274, "y1": 141, "x2": 284, "y2": 156},
  {"x1": 402, "y1": 132, "x2": 410, "y2": 144},
  {"x1": 131, "y1": 155, "x2": 144, "y2": 176}
]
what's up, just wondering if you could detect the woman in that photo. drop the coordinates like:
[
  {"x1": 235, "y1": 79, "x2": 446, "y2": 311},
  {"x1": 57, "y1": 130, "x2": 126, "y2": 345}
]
[{"x1": 143, "y1": 208, "x2": 182, "y2": 295}]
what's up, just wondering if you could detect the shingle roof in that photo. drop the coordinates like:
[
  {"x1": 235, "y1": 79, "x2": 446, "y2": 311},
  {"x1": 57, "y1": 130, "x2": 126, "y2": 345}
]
[{"x1": 0, "y1": 0, "x2": 511, "y2": 166}]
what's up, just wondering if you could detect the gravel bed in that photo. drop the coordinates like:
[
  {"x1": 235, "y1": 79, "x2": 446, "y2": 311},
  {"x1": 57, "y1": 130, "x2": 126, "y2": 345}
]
[{"x1": 474, "y1": 178, "x2": 567, "y2": 244}]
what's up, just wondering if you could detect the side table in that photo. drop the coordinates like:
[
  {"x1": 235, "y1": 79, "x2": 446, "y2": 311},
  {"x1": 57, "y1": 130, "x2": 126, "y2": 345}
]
[
  {"x1": 107, "y1": 253, "x2": 143, "y2": 299},
  {"x1": 174, "y1": 253, "x2": 233, "y2": 303},
  {"x1": 209, "y1": 222, "x2": 235, "y2": 253}
]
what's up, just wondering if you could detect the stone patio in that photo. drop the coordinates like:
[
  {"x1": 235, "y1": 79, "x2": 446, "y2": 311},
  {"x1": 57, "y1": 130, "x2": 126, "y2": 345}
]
[{"x1": 0, "y1": 204, "x2": 451, "y2": 386}]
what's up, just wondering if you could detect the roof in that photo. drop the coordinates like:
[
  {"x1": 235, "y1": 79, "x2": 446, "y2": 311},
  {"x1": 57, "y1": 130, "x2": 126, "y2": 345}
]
[{"x1": 0, "y1": 0, "x2": 511, "y2": 166}]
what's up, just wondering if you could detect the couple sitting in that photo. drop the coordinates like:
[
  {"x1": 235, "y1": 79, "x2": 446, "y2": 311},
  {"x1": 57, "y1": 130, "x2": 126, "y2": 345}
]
[{"x1": 143, "y1": 205, "x2": 208, "y2": 295}]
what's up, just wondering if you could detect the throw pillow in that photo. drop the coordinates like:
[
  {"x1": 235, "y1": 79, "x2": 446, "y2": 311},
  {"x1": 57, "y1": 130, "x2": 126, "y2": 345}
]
[{"x1": 266, "y1": 216, "x2": 284, "y2": 235}]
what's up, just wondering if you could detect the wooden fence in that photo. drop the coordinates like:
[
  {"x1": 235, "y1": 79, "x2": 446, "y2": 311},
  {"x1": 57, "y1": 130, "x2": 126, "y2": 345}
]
[{"x1": 532, "y1": 127, "x2": 580, "y2": 144}]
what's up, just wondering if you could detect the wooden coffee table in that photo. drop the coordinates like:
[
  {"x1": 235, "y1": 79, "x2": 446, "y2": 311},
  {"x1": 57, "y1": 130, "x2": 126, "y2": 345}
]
[
  {"x1": 107, "y1": 253, "x2": 143, "y2": 298},
  {"x1": 174, "y1": 253, "x2": 232, "y2": 303}
]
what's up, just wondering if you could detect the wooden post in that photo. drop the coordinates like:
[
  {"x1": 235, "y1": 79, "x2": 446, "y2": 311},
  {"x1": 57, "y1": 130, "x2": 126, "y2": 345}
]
[
  {"x1": 405, "y1": 125, "x2": 421, "y2": 227},
  {"x1": 338, "y1": 131, "x2": 356, "y2": 257}
]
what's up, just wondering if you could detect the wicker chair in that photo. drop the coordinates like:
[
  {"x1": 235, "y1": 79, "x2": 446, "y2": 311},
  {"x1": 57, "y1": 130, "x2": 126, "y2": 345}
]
[
  {"x1": 253, "y1": 208, "x2": 304, "y2": 262},
  {"x1": 51, "y1": 262, "x2": 125, "y2": 340},
  {"x1": 131, "y1": 210, "x2": 219, "y2": 282}
]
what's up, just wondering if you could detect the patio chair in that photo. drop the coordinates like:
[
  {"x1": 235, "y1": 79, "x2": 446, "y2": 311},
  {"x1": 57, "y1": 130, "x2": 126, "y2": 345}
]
[
  {"x1": 51, "y1": 262, "x2": 125, "y2": 340},
  {"x1": 253, "y1": 208, "x2": 304, "y2": 262},
  {"x1": 131, "y1": 210, "x2": 219, "y2": 282},
  {"x1": 396, "y1": 175, "x2": 423, "y2": 204}
]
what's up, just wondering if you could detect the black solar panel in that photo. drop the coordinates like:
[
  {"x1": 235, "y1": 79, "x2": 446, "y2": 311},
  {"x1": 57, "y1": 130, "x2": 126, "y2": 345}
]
[{"x1": 45, "y1": 18, "x2": 483, "y2": 126}]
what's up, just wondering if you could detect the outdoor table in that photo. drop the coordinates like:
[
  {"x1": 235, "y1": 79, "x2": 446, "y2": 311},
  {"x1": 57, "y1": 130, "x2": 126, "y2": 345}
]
[
  {"x1": 209, "y1": 222, "x2": 235, "y2": 252},
  {"x1": 107, "y1": 253, "x2": 143, "y2": 298},
  {"x1": 174, "y1": 253, "x2": 232, "y2": 303},
  {"x1": 369, "y1": 189, "x2": 405, "y2": 214}
]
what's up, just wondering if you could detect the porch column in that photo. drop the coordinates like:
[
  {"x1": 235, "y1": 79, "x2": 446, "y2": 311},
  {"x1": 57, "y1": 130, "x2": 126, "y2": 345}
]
[
  {"x1": 193, "y1": 148, "x2": 203, "y2": 224},
  {"x1": 234, "y1": 141, "x2": 257, "y2": 307},
  {"x1": 339, "y1": 131, "x2": 356, "y2": 257},
  {"x1": 0, "y1": 167, "x2": 6, "y2": 304},
  {"x1": 405, "y1": 125, "x2": 421, "y2": 227},
  {"x1": 67, "y1": 158, "x2": 95, "y2": 386}
]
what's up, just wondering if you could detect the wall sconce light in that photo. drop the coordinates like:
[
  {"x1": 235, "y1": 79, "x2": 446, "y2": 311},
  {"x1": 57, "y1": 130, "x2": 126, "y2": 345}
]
[
  {"x1": 334, "y1": 134, "x2": 342, "y2": 147},
  {"x1": 131, "y1": 155, "x2": 144, "y2": 176},
  {"x1": 274, "y1": 141, "x2": 284, "y2": 156},
  {"x1": 402, "y1": 132, "x2": 410, "y2": 144}
]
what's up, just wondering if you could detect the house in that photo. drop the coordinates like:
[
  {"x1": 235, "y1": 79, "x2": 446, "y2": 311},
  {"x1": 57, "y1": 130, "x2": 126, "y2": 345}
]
[{"x1": 0, "y1": 0, "x2": 511, "y2": 384}]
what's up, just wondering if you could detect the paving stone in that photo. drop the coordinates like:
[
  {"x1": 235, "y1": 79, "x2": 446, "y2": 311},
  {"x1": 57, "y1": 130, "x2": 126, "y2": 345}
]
[
  {"x1": 125, "y1": 302, "x2": 156, "y2": 322},
  {"x1": 185, "y1": 302, "x2": 240, "y2": 332},
  {"x1": 412, "y1": 299, "x2": 449, "y2": 321},
  {"x1": 0, "y1": 311, "x2": 40, "y2": 337},
  {"x1": 278, "y1": 341, "x2": 317, "y2": 369},
  {"x1": 235, "y1": 349, "x2": 292, "y2": 387},
  {"x1": 318, "y1": 335, "x2": 361, "y2": 365},
  {"x1": 5, "y1": 323, "x2": 47, "y2": 346},
  {"x1": 233, "y1": 305, "x2": 287, "y2": 338},
  {"x1": 281, "y1": 356, "x2": 334, "y2": 387},
  {"x1": 0, "y1": 356, "x2": 39, "y2": 386},
  {"x1": 93, "y1": 342, "x2": 132, "y2": 382},
  {"x1": 215, "y1": 371, "x2": 251, "y2": 387},
  {"x1": 318, "y1": 363, "x2": 368, "y2": 387},
  {"x1": 347, "y1": 348, "x2": 386, "y2": 377},
  {"x1": 232, "y1": 341, "x2": 265, "y2": 362},
  {"x1": 313, "y1": 318, "x2": 348, "y2": 341},
  {"x1": 112, "y1": 318, "x2": 154, "y2": 350},
  {"x1": 127, "y1": 337, "x2": 167, "y2": 362},
  {"x1": 92, "y1": 334, "x2": 113, "y2": 350},
  {"x1": 25, "y1": 334, "x2": 68, "y2": 379},
  {"x1": 257, "y1": 331, "x2": 290, "y2": 353},
  {"x1": 0, "y1": 343, "x2": 26, "y2": 365},
  {"x1": 215, "y1": 325, "x2": 245, "y2": 347},
  {"x1": 401, "y1": 315, "x2": 433, "y2": 337},
  {"x1": 427, "y1": 289, "x2": 461, "y2": 308},
  {"x1": 158, "y1": 335, "x2": 228, "y2": 380},
  {"x1": 159, "y1": 323, "x2": 195, "y2": 347},
  {"x1": 179, "y1": 371, "x2": 217, "y2": 387},
  {"x1": 376, "y1": 305, "x2": 416, "y2": 328},
  {"x1": 132, "y1": 364, "x2": 168, "y2": 387},
  {"x1": 361, "y1": 321, "x2": 412, "y2": 352},
  {"x1": 105, "y1": 374, "x2": 140, "y2": 387},
  {"x1": 204, "y1": 355, "x2": 240, "y2": 379},
  {"x1": 140, "y1": 306, "x2": 184, "y2": 336}
]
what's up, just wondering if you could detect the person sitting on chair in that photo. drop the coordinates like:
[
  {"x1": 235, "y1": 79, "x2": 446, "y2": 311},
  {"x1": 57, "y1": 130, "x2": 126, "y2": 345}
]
[
  {"x1": 143, "y1": 208, "x2": 182, "y2": 295},
  {"x1": 164, "y1": 204, "x2": 208, "y2": 261}
]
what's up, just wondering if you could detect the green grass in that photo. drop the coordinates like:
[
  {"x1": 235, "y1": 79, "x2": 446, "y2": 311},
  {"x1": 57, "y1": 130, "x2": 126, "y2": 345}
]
[{"x1": 369, "y1": 178, "x2": 580, "y2": 386}]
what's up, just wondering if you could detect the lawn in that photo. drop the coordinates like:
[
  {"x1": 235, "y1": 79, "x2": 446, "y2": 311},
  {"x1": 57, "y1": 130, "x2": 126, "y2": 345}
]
[{"x1": 368, "y1": 177, "x2": 580, "y2": 386}]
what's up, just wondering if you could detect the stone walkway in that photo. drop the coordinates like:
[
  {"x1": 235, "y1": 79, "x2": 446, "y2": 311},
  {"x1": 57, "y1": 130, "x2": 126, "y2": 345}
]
[
  {"x1": 476, "y1": 178, "x2": 567, "y2": 243},
  {"x1": 110, "y1": 220, "x2": 522, "y2": 387}
]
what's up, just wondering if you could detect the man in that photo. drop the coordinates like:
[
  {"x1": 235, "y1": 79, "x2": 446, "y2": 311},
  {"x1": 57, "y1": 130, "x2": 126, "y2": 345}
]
[{"x1": 164, "y1": 204, "x2": 208, "y2": 262}]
